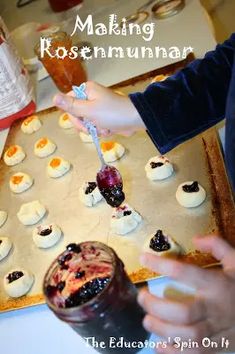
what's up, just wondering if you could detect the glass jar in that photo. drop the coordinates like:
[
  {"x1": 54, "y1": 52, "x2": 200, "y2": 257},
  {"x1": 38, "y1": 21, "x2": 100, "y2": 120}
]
[
  {"x1": 35, "y1": 31, "x2": 87, "y2": 93},
  {"x1": 43, "y1": 241, "x2": 149, "y2": 354}
]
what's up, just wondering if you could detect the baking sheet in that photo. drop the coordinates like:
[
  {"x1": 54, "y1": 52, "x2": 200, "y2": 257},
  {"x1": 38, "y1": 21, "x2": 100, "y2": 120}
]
[{"x1": 0, "y1": 57, "x2": 234, "y2": 312}]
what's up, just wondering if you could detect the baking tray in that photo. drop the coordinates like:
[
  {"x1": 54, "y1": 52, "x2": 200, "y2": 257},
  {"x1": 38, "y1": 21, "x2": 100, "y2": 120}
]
[{"x1": 0, "y1": 56, "x2": 234, "y2": 312}]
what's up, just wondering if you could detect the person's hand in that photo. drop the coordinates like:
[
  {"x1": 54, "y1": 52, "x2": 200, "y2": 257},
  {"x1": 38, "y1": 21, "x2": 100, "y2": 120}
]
[
  {"x1": 138, "y1": 235, "x2": 235, "y2": 353},
  {"x1": 53, "y1": 81, "x2": 145, "y2": 134}
]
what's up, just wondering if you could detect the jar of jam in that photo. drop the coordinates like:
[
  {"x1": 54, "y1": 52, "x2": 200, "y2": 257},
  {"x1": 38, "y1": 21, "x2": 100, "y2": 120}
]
[
  {"x1": 43, "y1": 241, "x2": 149, "y2": 353},
  {"x1": 35, "y1": 31, "x2": 87, "y2": 93}
]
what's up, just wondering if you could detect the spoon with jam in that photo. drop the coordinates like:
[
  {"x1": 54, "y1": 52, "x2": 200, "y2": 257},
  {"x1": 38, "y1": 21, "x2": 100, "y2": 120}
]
[{"x1": 73, "y1": 85, "x2": 125, "y2": 207}]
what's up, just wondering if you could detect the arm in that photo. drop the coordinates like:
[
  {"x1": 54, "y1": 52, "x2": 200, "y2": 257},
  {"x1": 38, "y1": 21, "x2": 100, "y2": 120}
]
[{"x1": 130, "y1": 33, "x2": 235, "y2": 154}]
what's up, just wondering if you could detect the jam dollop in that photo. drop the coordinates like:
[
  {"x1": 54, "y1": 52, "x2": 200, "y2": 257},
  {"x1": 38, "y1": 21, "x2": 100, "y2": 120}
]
[
  {"x1": 85, "y1": 182, "x2": 97, "y2": 195},
  {"x1": 149, "y1": 230, "x2": 171, "y2": 252},
  {"x1": 39, "y1": 227, "x2": 52, "y2": 236},
  {"x1": 182, "y1": 181, "x2": 199, "y2": 193},
  {"x1": 0, "y1": 240, "x2": 2, "y2": 245},
  {"x1": 150, "y1": 162, "x2": 164, "y2": 169},
  {"x1": 7, "y1": 271, "x2": 24, "y2": 283},
  {"x1": 123, "y1": 210, "x2": 132, "y2": 216},
  {"x1": 100, "y1": 184, "x2": 125, "y2": 207}
]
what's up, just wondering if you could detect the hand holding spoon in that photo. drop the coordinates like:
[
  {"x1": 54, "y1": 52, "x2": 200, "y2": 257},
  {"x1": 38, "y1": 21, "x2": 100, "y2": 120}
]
[{"x1": 72, "y1": 84, "x2": 125, "y2": 207}]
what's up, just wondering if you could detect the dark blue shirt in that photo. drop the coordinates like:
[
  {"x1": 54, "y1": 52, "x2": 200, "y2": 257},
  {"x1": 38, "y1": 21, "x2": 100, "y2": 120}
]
[{"x1": 130, "y1": 33, "x2": 235, "y2": 194}]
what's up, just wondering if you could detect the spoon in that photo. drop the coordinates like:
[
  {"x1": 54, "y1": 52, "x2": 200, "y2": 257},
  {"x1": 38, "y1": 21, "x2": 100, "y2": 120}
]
[{"x1": 72, "y1": 84, "x2": 125, "y2": 207}]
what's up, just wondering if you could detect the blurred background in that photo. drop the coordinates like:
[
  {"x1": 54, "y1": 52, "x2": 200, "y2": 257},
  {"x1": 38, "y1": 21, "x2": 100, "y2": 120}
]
[{"x1": 1, "y1": 0, "x2": 234, "y2": 42}]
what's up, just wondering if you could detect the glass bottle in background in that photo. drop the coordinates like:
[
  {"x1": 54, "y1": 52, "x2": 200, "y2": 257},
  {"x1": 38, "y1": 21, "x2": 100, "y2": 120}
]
[
  {"x1": 43, "y1": 241, "x2": 149, "y2": 354},
  {"x1": 0, "y1": 16, "x2": 35, "y2": 130},
  {"x1": 35, "y1": 31, "x2": 87, "y2": 93}
]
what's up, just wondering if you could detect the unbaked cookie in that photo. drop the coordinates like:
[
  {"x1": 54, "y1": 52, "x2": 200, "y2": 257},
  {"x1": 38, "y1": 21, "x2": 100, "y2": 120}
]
[
  {"x1": 33, "y1": 223, "x2": 62, "y2": 248},
  {"x1": 144, "y1": 229, "x2": 182, "y2": 257},
  {"x1": 145, "y1": 155, "x2": 174, "y2": 181},
  {"x1": 9, "y1": 172, "x2": 33, "y2": 194},
  {"x1": 79, "y1": 181, "x2": 103, "y2": 207},
  {"x1": 17, "y1": 200, "x2": 46, "y2": 226},
  {"x1": 4, "y1": 269, "x2": 34, "y2": 298},
  {"x1": 110, "y1": 204, "x2": 142, "y2": 235},
  {"x1": 0, "y1": 211, "x2": 8, "y2": 227},
  {"x1": 34, "y1": 137, "x2": 56, "y2": 158},
  {"x1": 21, "y1": 115, "x2": 42, "y2": 134},
  {"x1": 3, "y1": 145, "x2": 26, "y2": 166},
  {"x1": 58, "y1": 113, "x2": 74, "y2": 129},
  {"x1": 0, "y1": 237, "x2": 13, "y2": 261},
  {"x1": 176, "y1": 181, "x2": 206, "y2": 208},
  {"x1": 47, "y1": 157, "x2": 71, "y2": 178},
  {"x1": 101, "y1": 141, "x2": 125, "y2": 163},
  {"x1": 79, "y1": 131, "x2": 93, "y2": 143}
]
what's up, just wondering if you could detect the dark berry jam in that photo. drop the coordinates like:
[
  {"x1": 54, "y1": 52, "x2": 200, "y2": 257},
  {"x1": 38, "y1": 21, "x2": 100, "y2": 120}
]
[
  {"x1": 39, "y1": 227, "x2": 52, "y2": 236},
  {"x1": 66, "y1": 243, "x2": 81, "y2": 253},
  {"x1": 45, "y1": 284, "x2": 58, "y2": 297},
  {"x1": 150, "y1": 230, "x2": 171, "y2": 252},
  {"x1": 65, "y1": 277, "x2": 110, "y2": 308},
  {"x1": 182, "y1": 181, "x2": 199, "y2": 193},
  {"x1": 58, "y1": 253, "x2": 72, "y2": 268},
  {"x1": 75, "y1": 270, "x2": 86, "y2": 279},
  {"x1": 85, "y1": 182, "x2": 97, "y2": 195},
  {"x1": 0, "y1": 240, "x2": 2, "y2": 245},
  {"x1": 57, "y1": 281, "x2": 66, "y2": 292},
  {"x1": 150, "y1": 161, "x2": 164, "y2": 169},
  {"x1": 100, "y1": 185, "x2": 125, "y2": 207},
  {"x1": 7, "y1": 271, "x2": 24, "y2": 283},
  {"x1": 123, "y1": 210, "x2": 132, "y2": 216}
]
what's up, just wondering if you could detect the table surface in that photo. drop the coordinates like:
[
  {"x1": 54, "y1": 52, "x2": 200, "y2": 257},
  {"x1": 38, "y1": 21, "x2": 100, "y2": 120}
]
[{"x1": 0, "y1": 1, "x2": 225, "y2": 353}]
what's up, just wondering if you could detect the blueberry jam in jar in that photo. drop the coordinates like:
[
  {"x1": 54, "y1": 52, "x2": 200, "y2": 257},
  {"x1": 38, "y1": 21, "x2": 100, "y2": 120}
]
[
  {"x1": 96, "y1": 166, "x2": 125, "y2": 207},
  {"x1": 43, "y1": 242, "x2": 149, "y2": 353}
]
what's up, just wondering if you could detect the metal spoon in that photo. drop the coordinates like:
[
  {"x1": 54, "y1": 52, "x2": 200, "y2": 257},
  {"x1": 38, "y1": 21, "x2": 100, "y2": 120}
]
[{"x1": 72, "y1": 84, "x2": 125, "y2": 207}]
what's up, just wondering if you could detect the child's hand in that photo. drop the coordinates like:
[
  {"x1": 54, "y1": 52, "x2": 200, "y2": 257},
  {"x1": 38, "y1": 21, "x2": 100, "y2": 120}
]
[
  {"x1": 53, "y1": 81, "x2": 145, "y2": 134},
  {"x1": 138, "y1": 236, "x2": 235, "y2": 353}
]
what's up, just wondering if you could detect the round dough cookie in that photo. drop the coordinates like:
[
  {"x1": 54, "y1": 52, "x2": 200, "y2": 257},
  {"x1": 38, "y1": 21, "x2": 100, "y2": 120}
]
[
  {"x1": 47, "y1": 157, "x2": 71, "y2": 178},
  {"x1": 110, "y1": 204, "x2": 142, "y2": 235},
  {"x1": 101, "y1": 141, "x2": 125, "y2": 163},
  {"x1": 79, "y1": 181, "x2": 103, "y2": 207},
  {"x1": 176, "y1": 181, "x2": 206, "y2": 208},
  {"x1": 9, "y1": 172, "x2": 33, "y2": 194},
  {"x1": 17, "y1": 200, "x2": 46, "y2": 226},
  {"x1": 145, "y1": 155, "x2": 174, "y2": 181},
  {"x1": 144, "y1": 229, "x2": 182, "y2": 257},
  {"x1": 33, "y1": 223, "x2": 62, "y2": 248},
  {"x1": 34, "y1": 137, "x2": 56, "y2": 158},
  {"x1": 79, "y1": 131, "x2": 93, "y2": 143},
  {"x1": 58, "y1": 113, "x2": 74, "y2": 129},
  {"x1": 3, "y1": 145, "x2": 26, "y2": 166},
  {"x1": 4, "y1": 269, "x2": 34, "y2": 298},
  {"x1": 21, "y1": 115, "x2": 42, "y2": 134},
  {"x1": 0, "y1": 211, "x2": 7, "y2": 227},
  {"x1": 0, "y1": 237, "x2": 13, "y2": 261}
]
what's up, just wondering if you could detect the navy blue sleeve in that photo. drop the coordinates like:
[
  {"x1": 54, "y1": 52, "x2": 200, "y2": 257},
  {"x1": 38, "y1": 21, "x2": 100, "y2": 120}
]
[{"x1": 129, "y1": 34, "x2": 235, "y2": 154}]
